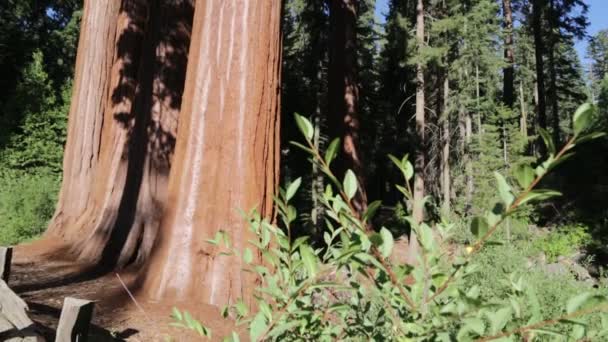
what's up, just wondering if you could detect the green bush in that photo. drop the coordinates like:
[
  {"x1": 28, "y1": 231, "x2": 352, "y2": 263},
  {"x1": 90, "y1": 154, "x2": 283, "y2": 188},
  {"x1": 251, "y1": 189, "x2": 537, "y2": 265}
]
[
  {"x1": 532, "y1": 224, "x2": 591, "y2": 262},
  {"x1": 172, "y1": 105, "x2": 608, "y2": 341},
  {"x1": 0, "y1": 169, "x2": 60, "y2": 245}
]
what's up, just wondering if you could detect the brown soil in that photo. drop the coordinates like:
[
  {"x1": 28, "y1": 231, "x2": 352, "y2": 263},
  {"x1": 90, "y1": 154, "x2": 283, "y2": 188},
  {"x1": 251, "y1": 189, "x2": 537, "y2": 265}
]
[{"x1": 12, "y1": 239, "x2": 237, "y2": 341}]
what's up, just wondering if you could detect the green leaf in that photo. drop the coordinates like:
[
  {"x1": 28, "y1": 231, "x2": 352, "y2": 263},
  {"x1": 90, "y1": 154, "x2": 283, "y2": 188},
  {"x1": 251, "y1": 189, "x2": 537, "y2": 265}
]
[
  {"x1": 494, "y1": 172, "x2": 514, "y2": 206},
  {"x1": 379, "y1": 227, "x2": 394, "y2": 258},
  {"x1": 488, "y1": 307, "x2": 511, "y2": 334},
  {"x1": 294, "y1": 113, "x2": 313, "y2": 141},
  {"x1": 538, "y1": 127, "x2": 556, "y2": 155},
  {"x1": 324, "y1": 138, "x2": 341, "y2": 165},
  {"x1": 573, "y1": 103, "x2": 594, "y2": 135},
  {"x1": 470, "y1": 216, "x2": 489, "y2": 239},
  {"x1": 567, "y1": 292, "x2": 607, "y2": 314},
  {"x1": 402, "y1": 159, "x2": 414, "y2": 181},
  {"x1": 514, "y1": 164, "x2": 535, "y2": 189},
  {"x1": 243, "y1": 247, "x2": 253, "y2": 264},
  {"x1": 250, "y1": 311, "x2": 267, "y2": 342},
  {"x1": 464, "y1": 317, "x2": 485, "y2": 336},
  {"x1": 363, "y1": 200, "x2": 382, "y2": 222},
  {"x1": 299, "y1": 245, "x2": 319, "y2": 277},
  {"x1": 285, "y1": 177, "x2": 301, "y2": 202},
  {"x1": 267, "y1": 320, "x2": 303, "y2": 339},
  {"x1": 171, "y1": 307, "x2": 183, "y2": 321},
  {"x1": 518, "y1": 189, "x2": 562, "y2": 206},
  {"x1": 343, "y1": 169, "x2": 358, "y2": 200}
]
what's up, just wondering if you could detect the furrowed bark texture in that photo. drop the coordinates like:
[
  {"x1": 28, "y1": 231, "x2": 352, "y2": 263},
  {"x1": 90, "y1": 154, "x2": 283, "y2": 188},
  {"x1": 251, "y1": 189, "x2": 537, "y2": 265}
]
[
  {"x1": 46, "y1": 0, "x2": 122, "y2": 238},
  {"x1": 143, "y1": 0, "x2": 282, "y2": 307},
  {"x1": 328, "y1": 0, "x2": 368, "y2": 215},
  {"x1": 46, "y1": 0, "x2": 193, "y2": 268}
]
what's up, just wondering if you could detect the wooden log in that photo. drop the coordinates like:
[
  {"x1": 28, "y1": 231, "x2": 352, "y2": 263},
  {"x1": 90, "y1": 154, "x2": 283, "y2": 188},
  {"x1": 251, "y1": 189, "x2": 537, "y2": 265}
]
[
  {"x1": 0, "y1": 280, "x2": 33, "y2": 330},
  {"x1": 55, "y1": 297, "x2": 94, "y2": 342},
  {"x1": 0, "y1": 247, "x2": 12, "y2": 282}
]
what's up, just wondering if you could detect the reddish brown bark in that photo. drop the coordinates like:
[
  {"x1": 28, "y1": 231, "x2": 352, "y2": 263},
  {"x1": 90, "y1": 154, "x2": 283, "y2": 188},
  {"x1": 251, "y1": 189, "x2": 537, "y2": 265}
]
[
  {"x1": 45, "y1": 0, "x2": 194, "y2": 268},
  {"x1": 328, "y1": 0, "x2": 368, "y2": 215},
  {"x1": 46, "y1": 0, "x2": 122, "y2": 239},
  {"x1": 142, "y1": 0, "x2": 282, "y2": 307}
]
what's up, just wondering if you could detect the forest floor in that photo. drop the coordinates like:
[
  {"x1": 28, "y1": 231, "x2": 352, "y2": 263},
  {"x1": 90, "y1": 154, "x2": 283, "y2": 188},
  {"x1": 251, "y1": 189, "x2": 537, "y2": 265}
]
[{"x1": 12, "y1": 239, "x2": 234, "y2": 341}]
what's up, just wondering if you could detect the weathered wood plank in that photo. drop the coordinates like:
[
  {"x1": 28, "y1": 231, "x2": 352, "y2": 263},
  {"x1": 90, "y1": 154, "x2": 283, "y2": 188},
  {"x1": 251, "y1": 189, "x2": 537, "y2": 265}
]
[
  {"x1": 0, "y1": 280, "x2": 33, "y2": 330},
  {"x1": 55, "y1": 297, "x2": 94, "y2": 342},
  {"x1": 0, "y1": 247, "x2": 12, "y2": 282}
]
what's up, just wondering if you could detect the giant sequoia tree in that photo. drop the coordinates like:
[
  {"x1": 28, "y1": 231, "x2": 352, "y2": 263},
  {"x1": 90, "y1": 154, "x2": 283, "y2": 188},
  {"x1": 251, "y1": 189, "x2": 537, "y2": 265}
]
[
  {"x1": 33, "y1": 0, "x2": 282, "y2": 309},
  {"x1": 45, "y1": 0, "x2": 193, "y2": 268},
  {"x1": 142, "y1": 0, "x2": 282, "y2": 307}
]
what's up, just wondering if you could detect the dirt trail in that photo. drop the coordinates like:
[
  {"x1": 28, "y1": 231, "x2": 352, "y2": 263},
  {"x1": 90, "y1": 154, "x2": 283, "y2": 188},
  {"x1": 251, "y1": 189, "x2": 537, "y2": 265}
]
[{"x1": 12, "y1": 240, "x2": 235, "y2": 341}]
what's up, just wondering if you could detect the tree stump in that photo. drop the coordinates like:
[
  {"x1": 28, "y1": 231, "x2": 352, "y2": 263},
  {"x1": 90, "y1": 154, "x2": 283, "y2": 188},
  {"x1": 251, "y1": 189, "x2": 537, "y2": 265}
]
[{"x1": 55, "y1": 298, "x2": 94, "y2": 342}]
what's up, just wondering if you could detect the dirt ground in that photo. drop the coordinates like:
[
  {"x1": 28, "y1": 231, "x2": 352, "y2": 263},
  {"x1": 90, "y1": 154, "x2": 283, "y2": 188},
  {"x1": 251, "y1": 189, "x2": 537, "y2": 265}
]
[{"x1": 11, "y1": 239, "x2": 236, "y2": 341}]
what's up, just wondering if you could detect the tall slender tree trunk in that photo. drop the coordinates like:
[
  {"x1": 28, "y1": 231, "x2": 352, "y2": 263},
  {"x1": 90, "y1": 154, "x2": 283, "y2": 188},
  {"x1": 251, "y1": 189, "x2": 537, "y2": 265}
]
[
  {"x1": 142, "y1": 0, "x2": 283, "y2": 308},
  {"x1": 520, "y1": 81, "x2": 528, "y2": 137},
  {"x1": 548, "y1": 0, "x2": 560, "y2": 145},
  {"x1": 502, "y1": 0, "x2": 515, "y2": 107},
  {"x1": 408, "y1": 0, "x2": 425, "y2": 263},
  {"x1": 441, "y1": 77, "x2": 450, "y2": 216},
  {"x1": 328, "y1": 0, "x2": 368, "y2": 215},
  {"x1": 532, "y1": 0, "x2": 548, "y2": 152}
]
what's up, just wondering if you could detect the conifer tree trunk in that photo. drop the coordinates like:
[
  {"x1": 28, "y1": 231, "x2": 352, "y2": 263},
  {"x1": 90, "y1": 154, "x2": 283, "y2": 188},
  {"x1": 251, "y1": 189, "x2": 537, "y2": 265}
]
[
  {"x1": 328, "y1": 0, "x2": 368, "y2": 215},
  {"x1": 441, "y1": 77, "x2": 450, "y2": 216},
  {"x1": 532, "y1": 0, "x2": 548, "y2": 135},
  {"x1": 409, "y1": 0, "x2": 425, "y2": 262},
  {"x1": 142, "y1": 0, "x2": 282, "y2": 307},
  {"x1": 548, "y1": 0, "x2": 560, "y2": 145},
  {"x1": 45, "y1": 0, "x2": 194, "y2": 268},
  {"x1": 520, "y1": 81, "x2": 528, "y2": 137},
  {"x1": 502, "y1": 0, "x2": 515, "y2": 107}
]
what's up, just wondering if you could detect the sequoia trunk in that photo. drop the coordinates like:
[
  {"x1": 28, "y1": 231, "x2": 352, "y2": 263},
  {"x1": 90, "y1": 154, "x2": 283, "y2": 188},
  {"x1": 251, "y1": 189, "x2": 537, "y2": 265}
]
[
  {"x1": 142, "y1": 0, "x2": 282, "y2": 307},
  {"x1": 45, "y1": 0, "x2": 193, "y2": 268},
  {"x1": 328, "y1": 0, "x2": 368, "y2": 215}
]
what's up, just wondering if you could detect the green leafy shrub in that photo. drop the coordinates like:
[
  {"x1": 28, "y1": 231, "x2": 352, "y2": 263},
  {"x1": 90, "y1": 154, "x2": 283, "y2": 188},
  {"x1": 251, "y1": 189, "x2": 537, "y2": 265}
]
[
  {"x1": 532, "y1": 224, "x2": 591, "y2": 262},
  {"x1": 0, "y1": 169, "x2": 60, "y2": 245},
  {"x1": 173, "y1": 104, "x2": 608, "y2": 341}
]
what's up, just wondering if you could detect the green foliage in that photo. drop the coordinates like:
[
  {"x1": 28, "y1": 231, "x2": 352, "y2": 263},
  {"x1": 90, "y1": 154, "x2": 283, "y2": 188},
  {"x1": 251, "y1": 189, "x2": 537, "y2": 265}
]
[
  {"x1": 172, "y1": 105, "x2": 608, "y2": 341},
  {"x1": 0, "y1": 169, "x2": 60, "y2": 245},
  {"x1": 1, "y1": 50, "x2": 69, "y2": 172},
  {"x1": 532, "y1": 224, "x2": 591, "y2": 262}
]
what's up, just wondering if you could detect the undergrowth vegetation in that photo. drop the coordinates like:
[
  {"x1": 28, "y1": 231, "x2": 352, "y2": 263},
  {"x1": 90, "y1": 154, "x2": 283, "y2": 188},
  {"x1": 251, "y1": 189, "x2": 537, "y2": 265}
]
[{"x1": 173, "y1": 104, "x2": 608, "y2": 341}]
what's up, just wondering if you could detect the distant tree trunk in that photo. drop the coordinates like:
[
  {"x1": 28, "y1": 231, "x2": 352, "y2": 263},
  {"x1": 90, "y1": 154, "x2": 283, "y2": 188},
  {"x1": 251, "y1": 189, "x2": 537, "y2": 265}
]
[
  {"x1": 441, "y1": 77, "x2": 450, "y2": 216},
  {"x1": 532, "y1": 0, "x2": 548, "y2": 150},
  {"x1": 548, "y1": 0, "x2": 561, "y2": 145},
  {"x1": 502, "y1": 0, "x2": 515, "y2": 107},
  {"x1": 328, "y1": 0, "x2": 368, "y2": 215},
  {"x1": 408, "y1": 0, "x2": 425, "y2": 263},
  {"x1": 142, "y1": 0, "x2": 282, "y2": 308},
  {"x1": 520, "y1": 81, "x2": 528, "y2": 137},
  {"x1": 45, "y1": 0, "x2": 194, "y2": 268}
]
